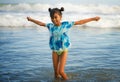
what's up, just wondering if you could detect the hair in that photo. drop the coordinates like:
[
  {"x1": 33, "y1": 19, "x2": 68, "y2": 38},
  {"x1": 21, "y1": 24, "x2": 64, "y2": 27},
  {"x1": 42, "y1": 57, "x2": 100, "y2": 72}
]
[{"x1": 48, "y1": 7, "x2": 64, "y2": 18}]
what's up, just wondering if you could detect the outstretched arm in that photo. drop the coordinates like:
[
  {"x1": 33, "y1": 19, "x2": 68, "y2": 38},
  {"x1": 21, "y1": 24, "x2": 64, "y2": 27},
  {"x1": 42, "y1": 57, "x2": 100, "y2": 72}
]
[
  {"x1": 74, "y1": 16, "x2": 100, "y2": 25},
  {"x1": 27, "y1": 17, "x2": 46, "y2": 27}
]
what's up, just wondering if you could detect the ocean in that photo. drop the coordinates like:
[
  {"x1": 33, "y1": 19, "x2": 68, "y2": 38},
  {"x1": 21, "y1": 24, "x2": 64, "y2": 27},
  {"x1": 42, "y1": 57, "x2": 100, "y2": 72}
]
[{"x1": 0, "y1": 3, "x2": 120, "y2": 82}]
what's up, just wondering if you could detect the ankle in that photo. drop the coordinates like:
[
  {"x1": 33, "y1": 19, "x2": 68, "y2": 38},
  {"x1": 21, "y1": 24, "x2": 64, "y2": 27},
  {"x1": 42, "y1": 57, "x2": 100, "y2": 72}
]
[
  {"x1": 54, "y1": 73, "x2": 61, "y2": 78},
  {"x1": 59, "y1": 72, "x2": 68, "y2": 80}
]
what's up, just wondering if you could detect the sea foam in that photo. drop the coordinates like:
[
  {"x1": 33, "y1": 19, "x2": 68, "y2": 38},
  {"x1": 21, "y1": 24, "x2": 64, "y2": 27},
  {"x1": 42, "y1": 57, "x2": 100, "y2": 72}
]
[{"x1": 0, "y1": 3, "x2": 120, "y2": 28}]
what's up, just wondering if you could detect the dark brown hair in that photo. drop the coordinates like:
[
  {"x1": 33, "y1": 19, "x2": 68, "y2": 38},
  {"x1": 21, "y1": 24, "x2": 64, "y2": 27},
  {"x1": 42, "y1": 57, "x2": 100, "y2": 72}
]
[{"x1": 48, "y1": 7, "x2": 64, "y2": 18}]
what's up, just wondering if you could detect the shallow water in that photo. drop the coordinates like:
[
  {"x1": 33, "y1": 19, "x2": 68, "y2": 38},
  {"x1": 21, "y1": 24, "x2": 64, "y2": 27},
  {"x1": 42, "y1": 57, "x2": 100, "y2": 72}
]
[{"x1": 0, "y1": 26, "x2": 120, "y2": 82}]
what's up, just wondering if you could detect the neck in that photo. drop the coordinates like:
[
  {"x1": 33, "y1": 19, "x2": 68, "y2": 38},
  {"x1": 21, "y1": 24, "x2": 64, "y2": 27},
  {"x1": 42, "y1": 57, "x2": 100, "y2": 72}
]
[{"x1": 55, "y1": 23, "x2": 61, "y2": 26}]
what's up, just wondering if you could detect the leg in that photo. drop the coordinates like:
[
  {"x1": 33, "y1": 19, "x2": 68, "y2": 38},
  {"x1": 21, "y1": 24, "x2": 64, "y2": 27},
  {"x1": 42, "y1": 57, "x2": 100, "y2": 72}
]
[
  {"x1": 52, "y1": 51, "x2": 60, "y2": 79},
  {"x1": 59, "y1": 51, "x2": 68, "y2": 80}
]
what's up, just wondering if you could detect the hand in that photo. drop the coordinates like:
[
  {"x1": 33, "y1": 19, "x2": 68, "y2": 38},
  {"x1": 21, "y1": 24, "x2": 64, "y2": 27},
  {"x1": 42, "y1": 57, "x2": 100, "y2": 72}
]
[
  {"x1": 27, "y1": 17, "x2": 32, "y2": 21},
  {"x1": 93, "y1": 16, "x2": 100, "y2": 21}
]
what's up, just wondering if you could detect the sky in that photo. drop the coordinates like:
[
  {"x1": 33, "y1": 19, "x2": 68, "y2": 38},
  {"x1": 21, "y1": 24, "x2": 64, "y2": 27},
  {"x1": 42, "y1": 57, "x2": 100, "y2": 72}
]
[{"x1": 0, "y1": 0, "x2": 120, "y2": 5}]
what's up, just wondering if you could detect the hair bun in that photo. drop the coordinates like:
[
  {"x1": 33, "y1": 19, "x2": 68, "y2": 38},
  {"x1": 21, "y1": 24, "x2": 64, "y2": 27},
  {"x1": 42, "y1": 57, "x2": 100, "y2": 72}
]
[
  {"x1": 60, "y1": 7, "x2": 64, "y2": 11},
  {"x1": 48, "y1": 8, "x2": 51, "y2": 12}
]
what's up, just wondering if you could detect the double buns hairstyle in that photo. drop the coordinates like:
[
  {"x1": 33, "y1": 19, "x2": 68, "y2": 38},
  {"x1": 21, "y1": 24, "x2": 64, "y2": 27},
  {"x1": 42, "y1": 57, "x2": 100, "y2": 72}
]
[{"x1": 48, "y1": 7, "x2": 64, "y2": 18}]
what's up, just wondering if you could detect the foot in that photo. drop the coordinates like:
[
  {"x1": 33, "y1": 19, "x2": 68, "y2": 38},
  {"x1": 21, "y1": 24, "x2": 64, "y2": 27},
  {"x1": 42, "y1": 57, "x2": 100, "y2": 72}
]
[
  {"x1": 60, "y1": 72, "x2": 68, "y2": 80},
  {"x1": 55, "y1": 75, "x2": 61, "y2": 79}
]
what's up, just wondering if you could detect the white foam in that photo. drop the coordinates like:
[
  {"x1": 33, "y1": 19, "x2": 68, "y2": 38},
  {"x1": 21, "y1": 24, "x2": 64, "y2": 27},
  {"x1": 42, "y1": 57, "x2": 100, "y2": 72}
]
[
  {"x1": 0, "y1": 14, "x2": 50, "y2": 27},
  {"x1": 0, "y1": 3, "x2": 120, "y2": 14},
  {"x1": 0, "y1": 14, "x2": 120, "y2": 28},
  {"x1": 0, "y1": 3, "x2": 120, "y2": 28},
  {"x1": 0, "y1": 3, "x2": 50, "y2": 12}
]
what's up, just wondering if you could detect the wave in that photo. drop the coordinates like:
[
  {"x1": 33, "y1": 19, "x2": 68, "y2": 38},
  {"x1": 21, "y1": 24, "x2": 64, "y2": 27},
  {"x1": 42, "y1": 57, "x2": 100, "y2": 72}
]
[
  {"x1": 0, "y1": 3, "x2": 120, "y2": 28},
  {"x1": 0, "y1": 14, "x2": 120, "y2": 28},
  {"x1": 0, "y1": 14, "x2": 50, "y2": 27},
  {"x1": 0, "y1": 3, "x2": 120, "y2": 14}
]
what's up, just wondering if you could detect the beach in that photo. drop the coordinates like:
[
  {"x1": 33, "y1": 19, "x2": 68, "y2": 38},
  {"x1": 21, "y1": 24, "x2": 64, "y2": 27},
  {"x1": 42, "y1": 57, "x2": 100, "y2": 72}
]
[{"x1": 0, "y1": 3, "x2": 120, "y2": 82}]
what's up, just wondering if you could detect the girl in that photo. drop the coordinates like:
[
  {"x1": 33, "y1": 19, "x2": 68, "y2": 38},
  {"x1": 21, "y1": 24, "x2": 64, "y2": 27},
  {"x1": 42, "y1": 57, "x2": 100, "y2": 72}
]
[{"x1": 27, "y1": 7, "x2": 100, "y2": 80}]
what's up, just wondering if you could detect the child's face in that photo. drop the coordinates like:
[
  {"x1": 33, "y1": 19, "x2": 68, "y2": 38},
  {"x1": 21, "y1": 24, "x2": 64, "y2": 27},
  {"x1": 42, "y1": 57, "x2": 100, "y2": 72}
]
[{"x1": 51, "y1": 13, "x2": 62, "y2": 26}]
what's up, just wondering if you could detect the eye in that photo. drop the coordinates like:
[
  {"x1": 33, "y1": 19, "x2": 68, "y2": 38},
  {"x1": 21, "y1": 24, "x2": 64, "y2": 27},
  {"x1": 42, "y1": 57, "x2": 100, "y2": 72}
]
[{"x1": 54, "y1": 16, "x2": 57, "y2": 18}]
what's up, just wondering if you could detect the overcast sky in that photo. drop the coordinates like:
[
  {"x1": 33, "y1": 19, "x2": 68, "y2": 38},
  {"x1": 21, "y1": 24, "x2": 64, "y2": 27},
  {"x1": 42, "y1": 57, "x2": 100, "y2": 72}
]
[{"x1": 0, "y1": 0, "x2": 120, "y2": 5}]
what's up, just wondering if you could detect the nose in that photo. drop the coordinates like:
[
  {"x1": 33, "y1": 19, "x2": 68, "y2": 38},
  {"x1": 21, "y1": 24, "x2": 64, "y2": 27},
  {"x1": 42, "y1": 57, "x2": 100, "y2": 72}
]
[{"x1": 52, "y1": 18, "x2": 56, "y2": 23}]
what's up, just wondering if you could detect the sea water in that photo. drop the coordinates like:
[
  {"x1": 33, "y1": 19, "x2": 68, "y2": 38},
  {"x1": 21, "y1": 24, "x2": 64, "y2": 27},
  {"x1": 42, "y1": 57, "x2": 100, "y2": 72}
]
[{"x1": 0, "y1": 3, "x2": 120, "y2": 82}]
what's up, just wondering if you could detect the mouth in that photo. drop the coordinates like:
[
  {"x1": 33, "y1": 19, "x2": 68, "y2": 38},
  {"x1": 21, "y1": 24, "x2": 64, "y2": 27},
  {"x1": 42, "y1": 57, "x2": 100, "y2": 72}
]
[{"x1": 53, "y1": 21, "x2": 59, "y2": 26}]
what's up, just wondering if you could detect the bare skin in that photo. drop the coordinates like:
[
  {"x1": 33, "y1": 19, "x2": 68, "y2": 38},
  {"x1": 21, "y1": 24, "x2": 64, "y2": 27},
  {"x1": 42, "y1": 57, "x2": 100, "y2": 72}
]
[
  {"x1": 74, "y1": 17, "x2": 100, "y2": 25},
  {"x1": 27, "y1": 13, "x2": 100, "y2": 80},
  {"x1": 27, "y1": 17, "x2": 46, "y2": 26},
  {"x1": 52, "y1": 50, "x2": 68, "y2": 80},
  {"x1": 27, "y1": 16, "x2": 100, "y2": 27}
]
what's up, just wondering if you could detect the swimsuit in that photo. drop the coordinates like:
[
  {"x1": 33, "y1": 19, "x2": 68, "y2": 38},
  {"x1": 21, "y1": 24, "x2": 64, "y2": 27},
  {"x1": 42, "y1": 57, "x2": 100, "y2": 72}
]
[
  {"x1": 54, "y1": 49, "x2": 68, "y2": 55},
  {"x1": 46, "y1": 21, "x2": 74, "y2": 55}
]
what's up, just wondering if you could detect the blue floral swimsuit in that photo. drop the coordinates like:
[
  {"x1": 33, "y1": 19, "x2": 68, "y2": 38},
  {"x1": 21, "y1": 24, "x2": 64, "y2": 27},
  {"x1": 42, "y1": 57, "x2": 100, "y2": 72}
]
[{"x1": 46, "y1": 21, "x2": 74, "y2": 55}]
